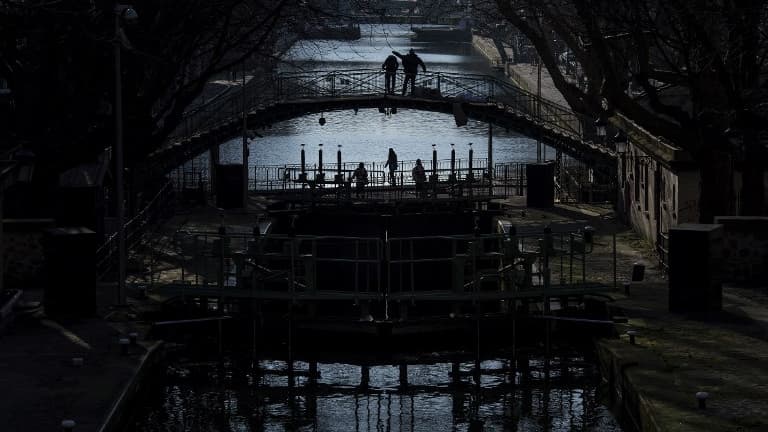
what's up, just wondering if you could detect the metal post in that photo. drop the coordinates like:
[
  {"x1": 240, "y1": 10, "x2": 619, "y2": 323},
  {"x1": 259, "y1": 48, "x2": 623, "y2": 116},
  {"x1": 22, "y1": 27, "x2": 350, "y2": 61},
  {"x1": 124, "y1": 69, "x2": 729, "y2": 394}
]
[
  {"x1": 613, "y1": 233, "x2": 617, "y2": 291},
  {"x1": 536, "y1": 56, "x2": 542, "y2": 163},
  {"x1": 487, "y1": 123, "x2": 493, "y2": 184},
  {"x1": 318, "y1": 144, "x2": 323, "y2": 177},
  {"x1": 114, "y1": 11, "x2": 126, "y2": 306},
  {"x1": 431, "y1": 144, "x2": 437, "y2": 177},
  {"x1": 450, "y1": 144, "x2": 456, "y2": 182},
  {"x1": 300, "y1": 144, "x2": 306, "y2": 177},
  {"x1": 241, "y1": 63, "x2": 249, "y2": 211},
  {"x1": 468, "y1": 143, "x2": 474, "y2": 181}
]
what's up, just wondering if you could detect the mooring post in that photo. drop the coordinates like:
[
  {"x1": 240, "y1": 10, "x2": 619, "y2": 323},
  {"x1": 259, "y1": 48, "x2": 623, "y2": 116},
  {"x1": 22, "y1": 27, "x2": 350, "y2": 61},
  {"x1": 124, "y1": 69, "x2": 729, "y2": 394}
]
[
  {"x1": 450, "y1": 143, "x2": 457, "y2": 182},
  {"x1": 431, "y1": 144, "x2": 438, "y2": 196},
  {"x1": 467, "y1": 142, "x2": 474, "y2": 182},
  {"x1": 317, "y1": 143, "x2": 324, "y2": 182},
  {"x1": 336, "y1": 145, "x2": 343, "y2": 184},
  {"x1": 299, "y1": 144, "x2": 307, "y2": 182},
  {"x1": 61, "y1": 419, "x2": 76, "y2": 432}
]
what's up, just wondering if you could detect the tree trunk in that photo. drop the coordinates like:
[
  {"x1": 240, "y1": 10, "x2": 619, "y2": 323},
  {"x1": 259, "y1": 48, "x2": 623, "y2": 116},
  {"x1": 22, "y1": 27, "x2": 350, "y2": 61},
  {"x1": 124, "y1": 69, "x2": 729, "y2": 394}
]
[
  {"x1": 739, "y1": 130, "x2": 766, "y2": 215},
  {"x1": 698, "y1": 150, "x2": 733, "y2": 223}
]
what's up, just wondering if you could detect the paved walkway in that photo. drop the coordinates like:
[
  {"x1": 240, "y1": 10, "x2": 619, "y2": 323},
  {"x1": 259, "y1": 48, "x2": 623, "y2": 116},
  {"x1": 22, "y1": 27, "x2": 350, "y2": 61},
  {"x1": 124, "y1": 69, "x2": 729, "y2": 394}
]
[
  {"x1": 0, "y1": 288, "x2": 149, "y2": 432},
  {"x1": 506, "y1": 62, "x2": 571, "y2": 107}
]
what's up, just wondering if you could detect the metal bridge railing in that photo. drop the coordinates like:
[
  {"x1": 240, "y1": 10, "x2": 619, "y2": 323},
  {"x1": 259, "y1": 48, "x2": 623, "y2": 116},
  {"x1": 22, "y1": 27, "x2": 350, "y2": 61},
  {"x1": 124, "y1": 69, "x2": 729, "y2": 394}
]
[
  {"x1": 136, "y1": 227, "x2": 618, "y2": 303},
  {"x1": 166, "y1": 69, "x2": 607, "y2": 157}
]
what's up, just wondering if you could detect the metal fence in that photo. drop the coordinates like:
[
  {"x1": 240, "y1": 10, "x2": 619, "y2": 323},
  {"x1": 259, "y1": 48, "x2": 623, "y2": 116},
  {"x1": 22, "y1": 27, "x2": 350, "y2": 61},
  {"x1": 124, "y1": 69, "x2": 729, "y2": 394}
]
[
  {"x1": 166, "y1": 69, "x2": 611, "y2": 158},
  {"x1": 96, "y1": 180, "x2": 176, "y2": 280},
  {"x1": 135, "y1": 226, "x2": 618, "y2": 301}
]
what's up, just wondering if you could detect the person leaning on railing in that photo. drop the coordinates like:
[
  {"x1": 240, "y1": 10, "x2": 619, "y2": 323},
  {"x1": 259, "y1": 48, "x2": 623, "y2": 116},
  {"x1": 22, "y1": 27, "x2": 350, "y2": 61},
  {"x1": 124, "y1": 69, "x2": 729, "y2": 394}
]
[
  {"x1": 412, "y1": 159, "x2": 427, "y2": 197},
  {"x1": 350, "y1": 162, "x2": 368, "y2": 198}
]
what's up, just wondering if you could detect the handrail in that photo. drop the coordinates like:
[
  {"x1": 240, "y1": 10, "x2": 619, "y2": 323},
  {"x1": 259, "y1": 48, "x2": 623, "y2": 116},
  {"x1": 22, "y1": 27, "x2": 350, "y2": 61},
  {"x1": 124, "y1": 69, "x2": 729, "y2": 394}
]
[{"x1": 165, "y1": 69, "x2": 609, "y2": 158}]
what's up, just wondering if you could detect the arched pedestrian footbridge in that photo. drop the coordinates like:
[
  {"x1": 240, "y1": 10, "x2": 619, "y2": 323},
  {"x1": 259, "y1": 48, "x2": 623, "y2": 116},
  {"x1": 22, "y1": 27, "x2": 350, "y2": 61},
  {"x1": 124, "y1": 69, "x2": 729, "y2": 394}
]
[{"x1": 144, "y1": 69, "x2": 616, "y2": 175}]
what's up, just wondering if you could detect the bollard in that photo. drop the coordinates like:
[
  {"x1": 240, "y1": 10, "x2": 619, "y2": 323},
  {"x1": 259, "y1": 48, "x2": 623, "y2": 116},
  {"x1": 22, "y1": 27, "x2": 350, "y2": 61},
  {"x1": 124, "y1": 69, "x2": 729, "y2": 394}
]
[
  {"x1": 583, "y1": 225, "x2": 595, "y2": 244},
  {"x1": 626, "y1": 330, "x2": 638, "y2": 345},
  {"x1": 696, "y1": 391, "x2": 709, "y2": 409},
  {"x1": 62, "y1": 419, "x2": 76, "y2": 432},
  {"x1": 623, "y1": 282, "x2": 631, "y2": 296},
  {"x1": 119, "y1": 337, "x2": 130, "y2": 355},
  {"x1": 129, "y1": 332, "x2": 138, "y2": 346},
  {"x1": 71, "y1": 357, "x2": 84, "y2": 367},
  {"x1": 631, "y1": 262, "x2": 645, "y2": 282}
]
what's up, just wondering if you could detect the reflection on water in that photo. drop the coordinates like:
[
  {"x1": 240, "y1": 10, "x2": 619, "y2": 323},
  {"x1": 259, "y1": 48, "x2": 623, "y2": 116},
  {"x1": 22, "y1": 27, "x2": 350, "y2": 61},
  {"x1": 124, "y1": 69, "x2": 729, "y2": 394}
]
[
  {"x1": 206, "y1": 24, "x2": 543, "y2": 169},
  {"x1": 126, "y1": 353, "x2": 623, "y2": 431}
]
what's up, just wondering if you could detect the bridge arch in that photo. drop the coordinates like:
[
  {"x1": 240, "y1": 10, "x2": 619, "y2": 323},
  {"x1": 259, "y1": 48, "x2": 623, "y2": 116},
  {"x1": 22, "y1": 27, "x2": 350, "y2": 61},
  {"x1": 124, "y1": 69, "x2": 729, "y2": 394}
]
[{"x1": 146, "y1": 70, "x2": 616, "y2": 175}]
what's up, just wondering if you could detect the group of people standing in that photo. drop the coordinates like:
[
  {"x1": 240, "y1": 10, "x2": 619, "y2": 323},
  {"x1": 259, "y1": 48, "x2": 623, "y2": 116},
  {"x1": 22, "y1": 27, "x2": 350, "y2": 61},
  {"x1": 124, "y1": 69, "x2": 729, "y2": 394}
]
[
  {"x1": 349, "y1": 148, "x2": 428, "y2": 198},
  {"x1": 382, "y1": 49, "x2": 427, "y2": 95}
]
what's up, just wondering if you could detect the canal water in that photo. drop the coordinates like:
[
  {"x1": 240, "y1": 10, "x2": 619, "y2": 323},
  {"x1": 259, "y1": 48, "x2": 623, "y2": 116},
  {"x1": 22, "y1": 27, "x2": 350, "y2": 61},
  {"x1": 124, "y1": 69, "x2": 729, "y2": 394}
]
[
  {"x1": 139, "y1": 25, "x2": 625, "y2": 431},
  {"x1": 210, "y1": 24, "x2": 542, "y2": 169},
  {"x1": 126, "y1": 350, "x2": 623, "y2": 431}
]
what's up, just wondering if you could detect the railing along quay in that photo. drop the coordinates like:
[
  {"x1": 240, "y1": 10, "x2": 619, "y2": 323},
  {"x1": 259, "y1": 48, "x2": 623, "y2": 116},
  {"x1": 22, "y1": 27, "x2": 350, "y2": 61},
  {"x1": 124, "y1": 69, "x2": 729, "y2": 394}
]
[{"x1": 133, "y1": 225, "x2": 619, "y2": 308}]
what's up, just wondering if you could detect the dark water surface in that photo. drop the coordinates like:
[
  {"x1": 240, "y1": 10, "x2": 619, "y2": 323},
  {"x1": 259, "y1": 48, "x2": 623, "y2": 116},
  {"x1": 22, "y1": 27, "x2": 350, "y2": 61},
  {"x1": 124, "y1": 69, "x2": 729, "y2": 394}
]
[
  {"x1": 145, "y1": 25, "x2": 624, "y2": 431},
  {"x1": 126, "y1": 351, "x2": 623, "y2": 432},
  {"x1": 210, "y1": 24, "x2": 542, "y2": 169}
]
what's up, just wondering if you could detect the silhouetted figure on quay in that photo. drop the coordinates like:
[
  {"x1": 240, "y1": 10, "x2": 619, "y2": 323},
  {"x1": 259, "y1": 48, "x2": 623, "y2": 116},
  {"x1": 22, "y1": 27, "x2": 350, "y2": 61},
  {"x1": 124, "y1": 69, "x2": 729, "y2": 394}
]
[
  {"x1": 350, "y1": 162, "x2": 368, "y2": 198},
  {"x1": 392, "y1": 49, "x2": 426, "y2": 96},
  {"x1": 412, "y1": 158, "x2": 427, "y2": 197},
  {"x1": 384, "y1": 148, "x2": 398, "y2": 185},
  {"x1": 382, "y1": 54, "x2": 399, "y2": 94}
]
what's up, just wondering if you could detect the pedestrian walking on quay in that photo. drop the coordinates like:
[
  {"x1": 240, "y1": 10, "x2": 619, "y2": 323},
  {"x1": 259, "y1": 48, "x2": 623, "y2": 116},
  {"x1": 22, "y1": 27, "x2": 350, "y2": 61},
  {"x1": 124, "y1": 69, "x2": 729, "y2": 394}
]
[{"x1": 392, "y1": 49, "x2": 426, "y2": 96}]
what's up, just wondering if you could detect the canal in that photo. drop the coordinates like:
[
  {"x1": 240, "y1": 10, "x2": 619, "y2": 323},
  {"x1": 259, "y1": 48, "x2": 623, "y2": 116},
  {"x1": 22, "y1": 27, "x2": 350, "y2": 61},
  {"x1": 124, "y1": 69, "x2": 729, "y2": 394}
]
[
  {"x1": 207, "y1": 24, "x2": 544, "y2": 168},
  {"x1": 125, "y1": 349, "x2": 623, "y2": 431},
  {"x1": 131, "y1": 25, "x2": 626, "y2": 431}
]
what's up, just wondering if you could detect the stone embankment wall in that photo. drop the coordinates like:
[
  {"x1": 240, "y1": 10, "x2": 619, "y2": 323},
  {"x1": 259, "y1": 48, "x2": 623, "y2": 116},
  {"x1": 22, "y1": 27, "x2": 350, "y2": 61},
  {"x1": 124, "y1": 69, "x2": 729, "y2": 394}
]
[
  {"x1": 714, "y1": 216, "x2": 768, "y2": 284},
  {"x1": 471, "y1": 35, "x2": 503, "y2": 67}
]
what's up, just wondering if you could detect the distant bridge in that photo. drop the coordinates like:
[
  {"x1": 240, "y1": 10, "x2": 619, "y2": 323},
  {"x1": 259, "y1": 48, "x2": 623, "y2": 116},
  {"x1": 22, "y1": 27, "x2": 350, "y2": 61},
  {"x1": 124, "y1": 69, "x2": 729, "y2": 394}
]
[{"x1": 142, "y1": 69, "x2": 616, "y2": 177}]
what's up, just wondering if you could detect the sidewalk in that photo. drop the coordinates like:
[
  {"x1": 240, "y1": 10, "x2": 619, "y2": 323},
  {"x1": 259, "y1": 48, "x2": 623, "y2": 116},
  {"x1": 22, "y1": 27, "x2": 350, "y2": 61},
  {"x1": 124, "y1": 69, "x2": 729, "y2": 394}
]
[
  {"x1": 499, "y1": 197, "x2": 768, "y2": 431},
  {"x1": 602, "y1": 282, "x2": 768, "y2": 431},
  {"x1": 506, "y1": 62, "x2": 570, "y2": 107},
  {"x1": 0, "y1": 288, "x2": 149, "y2": 432}
]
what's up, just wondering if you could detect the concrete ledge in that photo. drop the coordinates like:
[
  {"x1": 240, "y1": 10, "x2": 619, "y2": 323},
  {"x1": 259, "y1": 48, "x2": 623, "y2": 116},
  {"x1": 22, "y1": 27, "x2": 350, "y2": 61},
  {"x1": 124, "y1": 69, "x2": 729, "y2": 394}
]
[{"x1": 97, "y1": 340, "x2": 166, "y2": 432}]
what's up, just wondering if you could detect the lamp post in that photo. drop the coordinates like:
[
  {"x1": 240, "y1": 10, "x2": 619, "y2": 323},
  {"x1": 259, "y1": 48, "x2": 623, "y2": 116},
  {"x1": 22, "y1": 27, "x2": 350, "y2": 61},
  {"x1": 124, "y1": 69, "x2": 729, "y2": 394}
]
[
  {"x1": 241, "y1": 64, "x2": 249, "y2": 212},
  {"x1": 114, "y1": 4, "x2": 138, "y2": 306}
]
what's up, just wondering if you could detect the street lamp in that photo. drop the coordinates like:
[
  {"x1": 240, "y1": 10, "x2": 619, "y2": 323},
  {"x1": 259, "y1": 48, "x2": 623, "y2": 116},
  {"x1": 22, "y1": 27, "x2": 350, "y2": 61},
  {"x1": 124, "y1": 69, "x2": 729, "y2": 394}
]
[
  {"x1": 594, "y1": 116, "x2": 607, "y2": 141},
  {"x1": 114, "y1": 4, "x2": 138, "y2": 306},
  {"x1": 614, "y1": 131, "x2": 628, "y2": 154}
]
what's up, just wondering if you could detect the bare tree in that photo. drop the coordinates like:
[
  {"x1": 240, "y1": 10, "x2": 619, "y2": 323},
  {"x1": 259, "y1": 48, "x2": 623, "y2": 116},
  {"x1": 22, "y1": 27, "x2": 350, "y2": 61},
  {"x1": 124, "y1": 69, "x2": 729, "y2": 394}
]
[
  {"x1": 492, "y1": 0, "x2": 768, "y2": 219},
  {"x1": 0, "y1": 0, "x2": 310, "y2": 171}
]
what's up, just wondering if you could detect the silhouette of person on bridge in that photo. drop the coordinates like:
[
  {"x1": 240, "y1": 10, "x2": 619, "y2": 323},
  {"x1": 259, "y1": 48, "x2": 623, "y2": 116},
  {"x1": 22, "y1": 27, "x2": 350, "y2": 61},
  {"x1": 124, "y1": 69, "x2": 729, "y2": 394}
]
[
  {"x1": 392, "y1": 49, "x2": 426, "y2": 96},
  {"x1": 382, "y1": 54, "x2": 399, "y2": 95},
  {"x1": 412, "y1": 158, "x2": 427, "y2": 197},
  {"x1": 384, "y1": 148, "x2": 398, "y2": 185},
  {"x1": 350, "y1": 162, "x2": 368, "y2": 198}
]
